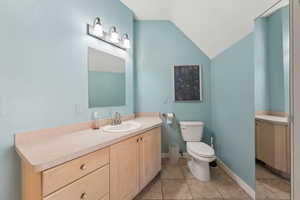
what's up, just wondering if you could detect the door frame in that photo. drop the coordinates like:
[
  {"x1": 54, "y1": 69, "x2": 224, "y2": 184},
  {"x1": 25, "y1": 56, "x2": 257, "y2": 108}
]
[{"x1": 290, "y1": 0, "x2": 299, "y2": 199}]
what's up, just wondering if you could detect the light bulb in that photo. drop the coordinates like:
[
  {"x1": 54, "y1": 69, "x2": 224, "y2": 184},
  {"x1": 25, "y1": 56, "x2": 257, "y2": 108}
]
[
  {"x1": 93, "y1": 24, "x2": 103, "y2": 37},
  {"x1": 122, "y1": 34, "x2": 131, "y2": 49},
  {"x1": 93, "y1": 17, "x2": 103, "y2": 37},
  {"x1": 109, "y1": 27, "x2": 119, "y2": 43}
]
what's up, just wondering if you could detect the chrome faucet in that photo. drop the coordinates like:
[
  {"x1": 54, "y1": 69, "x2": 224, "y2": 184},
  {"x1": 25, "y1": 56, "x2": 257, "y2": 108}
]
[{"x1": 111, "y1": 112, "x2": 122, "y2": 126}]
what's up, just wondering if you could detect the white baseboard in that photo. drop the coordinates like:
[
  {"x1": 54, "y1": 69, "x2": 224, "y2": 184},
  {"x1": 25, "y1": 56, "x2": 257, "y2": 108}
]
[{"x1": 217, "y1": 158, "x2": 255, "y2": 199}]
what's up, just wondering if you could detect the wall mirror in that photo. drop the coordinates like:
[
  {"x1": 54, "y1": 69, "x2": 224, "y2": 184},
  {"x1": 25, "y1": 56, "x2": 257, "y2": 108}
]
[
  {"x1": 254, "y1": 1, "x2": 291, "y2": 199},
  {"x1": 88, "y1": 47, "x2": 126, "y2": 108}
]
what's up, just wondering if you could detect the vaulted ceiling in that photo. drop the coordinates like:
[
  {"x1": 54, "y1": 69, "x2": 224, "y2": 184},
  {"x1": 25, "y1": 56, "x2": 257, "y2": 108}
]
[{"x1": 121, "y1": 0, "x2": 286, "y2": 59}]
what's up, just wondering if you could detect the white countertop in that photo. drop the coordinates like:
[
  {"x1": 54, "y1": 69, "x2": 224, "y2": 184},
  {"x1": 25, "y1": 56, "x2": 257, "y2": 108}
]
[
  {"x1": 15, "y1": 117, "x2": 162, "y2": 172},
  {"x1": 255, "y1": 114, "x2": 289, "y2": 124}
]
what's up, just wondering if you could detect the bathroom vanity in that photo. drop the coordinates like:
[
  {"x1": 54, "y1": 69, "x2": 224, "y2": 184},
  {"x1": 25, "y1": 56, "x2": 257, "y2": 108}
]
[
  {"x1": 15, "y1": 116, "x2": 162, "y2": 200},
  {"x1": 255, "y1": 114, "x2": 290, "y2": 175}
]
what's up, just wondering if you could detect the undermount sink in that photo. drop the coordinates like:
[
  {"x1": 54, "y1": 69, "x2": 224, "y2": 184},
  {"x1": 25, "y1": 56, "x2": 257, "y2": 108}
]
[{"x1": 102, "y1": 121, "x2": 141, "y2": 133}]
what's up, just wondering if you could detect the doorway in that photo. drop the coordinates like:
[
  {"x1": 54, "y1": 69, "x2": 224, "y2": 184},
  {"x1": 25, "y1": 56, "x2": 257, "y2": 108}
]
[{"x1": 254, "y1": 0, "x2": 292, "y2": 199}]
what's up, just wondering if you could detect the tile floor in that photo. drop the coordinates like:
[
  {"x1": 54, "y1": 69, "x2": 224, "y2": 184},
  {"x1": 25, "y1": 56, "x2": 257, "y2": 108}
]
[
  {"x1": 256, "y1": 163, "x2": 291, "y2": 200},
  {"x1": 135, "y1": 158, "x2": 252, "y2": 200}
]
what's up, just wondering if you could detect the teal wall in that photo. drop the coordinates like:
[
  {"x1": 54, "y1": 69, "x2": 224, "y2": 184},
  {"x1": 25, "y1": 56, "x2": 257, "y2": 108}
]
[
  {"x1": 0, "y1": 0, "x2": 134, "y2": 199},
  {"x1": 134, "y1": 21, "x2": 212, "y2": 153},
  {"x1": 268, "y1": 9, "x2": 286, "y2": 112},
  {"x1": 0, "y1": 1, "x2": 268, "y2": 196},
  {"x1": 134, "y1": 20, "x2": 256, "y2": 189},
  {"x1": 255, "y1": 18, "x2": 270, "y2": 111},
  {"x1": 211, "y1": 33, "x2": 256, "y2": 189},
  {"x1": 88, "y1": 72, "x2": 126, "y2": 107},
  {"x1": 254, "y1": 6, "x2": 290, "y2": 113}
]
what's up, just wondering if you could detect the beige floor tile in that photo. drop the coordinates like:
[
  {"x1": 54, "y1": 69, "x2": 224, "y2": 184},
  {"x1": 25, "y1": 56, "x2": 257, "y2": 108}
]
[
  {"x1": 162, "y1": 180, "x2": 192, "y2": 199},
  {"x1": 256, "y1": 180, "x2": 280, "y2": 199},
  {"x1": 180, "y1": 165, "x2": 195, "y2": 179},
  {"x1": 259, "y1": 179, "x2": 291, "y2": 200},
  {"x1": 161, "y1": 164, "x2": 184, "y2": 179},
  {"x1": 222, "y1": 199, "x2": 253, "y2": 200},
  {"x1": 135, "y1": 178, "x2": 162, "y2": 200},
  {"x1": 256, "y1": 164, "x2": 281, "y2": 180},
  {"x1": 137, "y1": 158, "x2": 255, "y2": 200},
  {"x1": 214, "y1": 180, "x2": 251, "y2": 200},
  {"x1": 210, "y1": 166, "x2": 232, "y2": 182},
  {"x1": 186, "y1": 179, "x2": 222, "y2": 199},
  {"x1": 256, "y1": 199, "x2": 282, "y2": 200},
  {"x1": 256, "y1": 163, "x2": 291, "y2": 200},
  {"x1": 193, "y1": 198, "x2": 223, "y2": 200},
  {"x1": 147, "y1": 177, "x2": 162, "y2": 193},
  {"x1": 135, "y1": 192, "x2": 162, "y2": 200}
]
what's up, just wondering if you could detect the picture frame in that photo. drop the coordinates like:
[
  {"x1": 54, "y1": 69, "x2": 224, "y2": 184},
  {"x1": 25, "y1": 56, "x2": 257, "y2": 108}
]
[{"x1": 172, "y1": 65, "x2": 203, "y2": 102}]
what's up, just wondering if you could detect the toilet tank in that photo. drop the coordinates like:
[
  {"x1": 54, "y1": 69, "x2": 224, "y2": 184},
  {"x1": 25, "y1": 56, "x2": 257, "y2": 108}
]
[{"x1": 180, "y1": 121, "x2": 205, "y2": 142}]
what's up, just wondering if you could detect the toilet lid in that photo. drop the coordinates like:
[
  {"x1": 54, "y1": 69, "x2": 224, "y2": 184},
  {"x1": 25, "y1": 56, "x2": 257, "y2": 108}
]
[{"x1": 187, "y1": 142, "x2": 215, "y2": 157}]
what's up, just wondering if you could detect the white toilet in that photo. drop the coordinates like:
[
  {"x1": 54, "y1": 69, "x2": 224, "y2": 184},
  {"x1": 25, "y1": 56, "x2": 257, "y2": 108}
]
[{"x1": 180, "y1": 121, "x2": 216, "y2": 181}]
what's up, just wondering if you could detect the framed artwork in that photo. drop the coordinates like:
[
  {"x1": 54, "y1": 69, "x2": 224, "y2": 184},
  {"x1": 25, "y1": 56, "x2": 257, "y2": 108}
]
[{"x1": 173, "y1": 65, "x2": 203, "y2": 102}]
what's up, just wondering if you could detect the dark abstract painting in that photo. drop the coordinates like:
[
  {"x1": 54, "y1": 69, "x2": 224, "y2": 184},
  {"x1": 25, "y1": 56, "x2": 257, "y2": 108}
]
[{"x1": 174, "y1": 65, "x2": 202, "y2": 101}]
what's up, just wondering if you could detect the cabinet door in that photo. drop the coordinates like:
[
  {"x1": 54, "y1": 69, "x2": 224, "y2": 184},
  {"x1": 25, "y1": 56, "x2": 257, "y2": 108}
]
[
  {"x1": 110, "y1": 136, "x2": 140, "y2": 200},
  {"x1": 261, "y1": 121, "x2": 275, "y2": 166},
  {"x1": 274, "y1": 124, "x2": 289, "y2": 172},
  {"x1": 139, "y1": 128, "x2": 161, "y2": 190},
  {"x1": 256, "y1": 121, "x2": 263, "y2": 161},
  {"x1": 287, "y1": 127, "x2": 291, "y2": 174}
]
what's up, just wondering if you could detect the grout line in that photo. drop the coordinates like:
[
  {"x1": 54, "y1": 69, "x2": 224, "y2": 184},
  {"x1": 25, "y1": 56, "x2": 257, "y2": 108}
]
[
  {"x1": 161, "y1": 175, "x2": 165, "y2": 200},
  {"x1": 179, "y1": 165, "x2": 194, "y2": 200}
]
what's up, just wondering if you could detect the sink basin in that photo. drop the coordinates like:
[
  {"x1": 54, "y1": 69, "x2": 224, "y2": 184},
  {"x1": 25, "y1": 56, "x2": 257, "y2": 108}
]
[{"x1": 102, "y1": 121, "x2": 141, "y2": 133}]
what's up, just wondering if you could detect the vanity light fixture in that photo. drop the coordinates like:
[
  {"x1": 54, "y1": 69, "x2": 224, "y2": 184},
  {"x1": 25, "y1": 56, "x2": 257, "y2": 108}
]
[
  {"x1": 87, "y1": 17, "x2": 130, "y2": 51},
  {"x1": 122, "y1": 34, "x2": 131, "y2": 49}
]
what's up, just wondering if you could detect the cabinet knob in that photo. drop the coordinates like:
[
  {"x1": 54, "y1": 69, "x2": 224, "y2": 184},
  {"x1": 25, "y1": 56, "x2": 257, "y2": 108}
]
[
  {"x1": 81, "y1": 192, "x2": 88, "y2": 200},
  {"x1": 80, "y1": 164, "x2": 87, "y2": 170},
  {"x1": 137, "y1": 138, "x2": 139, "y2": 143},
  {"x1": 140, "y1": 137, "x2": 143, "y2": 141}
]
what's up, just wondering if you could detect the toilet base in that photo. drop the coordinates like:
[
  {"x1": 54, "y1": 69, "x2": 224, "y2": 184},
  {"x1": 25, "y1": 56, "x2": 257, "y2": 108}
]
[{"x1": 188, "y1": 158, "x2": 211, "y2": 181}]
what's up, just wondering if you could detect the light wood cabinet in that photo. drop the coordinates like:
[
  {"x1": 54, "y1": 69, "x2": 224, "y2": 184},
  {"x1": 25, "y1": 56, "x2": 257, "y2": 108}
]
[
  {"x1": 44, "y1": 165, "x2": 109, "y2": 200},
  {"x1": 139, "y1": 128, "x2": 161, "y2": 189},
  {"x1": 256, "y1": 121, "x2": 275, "y2": 166},
  {"x1": 255, "y1": 120, "x2": 290, "y2": 174},
  {"x1": 21, "y1": 148, "x2": 110, "y2": 200},
  {"x1": 110, "y1": 136, "x2": 140, "y2": 200},
  {"x1": 42, "y1": 148, "x2": 109, "y2": 196},
  {"x1": 255, "y1": 121, "x2": 264, "y2": 161},
  {"x1": 21, "y1": 127, "x2": 162, "y2": 200},
  {"x1": 110, "y1": 127, "x2": 162, "y2": 200}
]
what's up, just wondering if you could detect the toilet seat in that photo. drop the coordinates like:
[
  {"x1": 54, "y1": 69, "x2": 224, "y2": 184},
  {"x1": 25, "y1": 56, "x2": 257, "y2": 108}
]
[{"x1": 187, "y1": 142, "x2": 215, "y2": 158}]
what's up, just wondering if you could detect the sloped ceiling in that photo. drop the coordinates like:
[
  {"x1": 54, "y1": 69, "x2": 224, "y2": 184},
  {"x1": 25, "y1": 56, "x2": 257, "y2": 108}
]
[
  {"x1": 262, "y1": 0, "x2": 289, "y2": 17},
  {"x1": 121, "y1": 0, "x2": 283, "y2": 59}
]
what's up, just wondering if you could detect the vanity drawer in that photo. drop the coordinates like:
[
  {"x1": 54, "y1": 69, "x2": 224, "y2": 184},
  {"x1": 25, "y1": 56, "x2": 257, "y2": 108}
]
[
  {"x1": 42, "y1": 147, "x2": 109, "y2": 196},
  {"x1": 44, "y1": 165, "x2": 109, "y2": 200}
]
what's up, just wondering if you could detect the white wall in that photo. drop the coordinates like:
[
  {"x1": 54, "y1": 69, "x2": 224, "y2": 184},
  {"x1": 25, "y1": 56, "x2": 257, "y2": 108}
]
[{"x1": 291, "y1": 0, "x2": 300, "y2": 199}]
